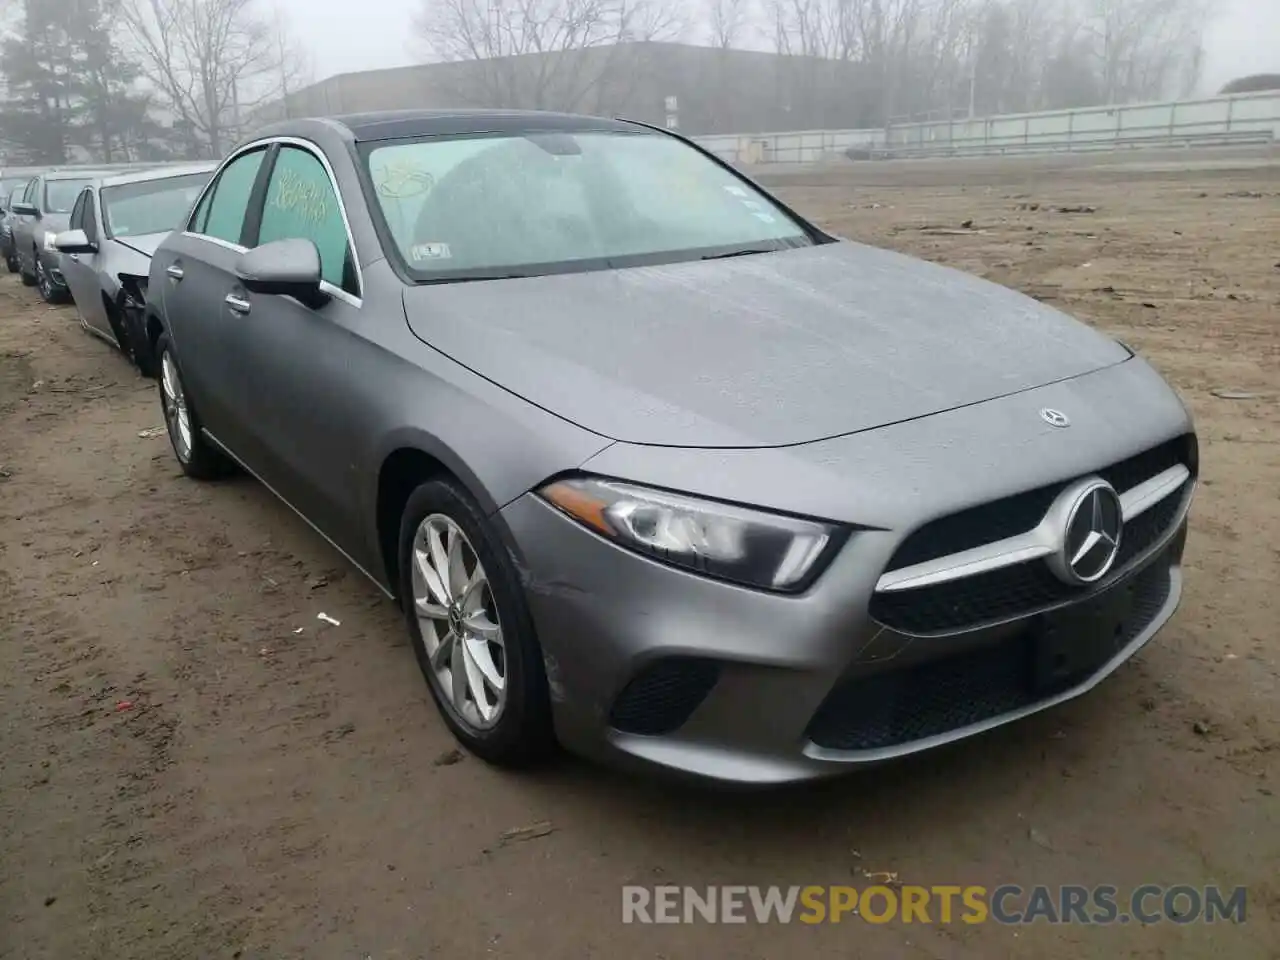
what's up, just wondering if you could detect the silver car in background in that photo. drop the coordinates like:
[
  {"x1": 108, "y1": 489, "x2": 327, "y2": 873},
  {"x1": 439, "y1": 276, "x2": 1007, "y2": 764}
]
[
  {"x1": 145, "y1": 110, "x2": 1197, "y2": 785},
  {"x1": 10, "y1": 169, "x2": 110, "y2": 303},
  {"x1": 57, "y1": 164, "x2": 214, "y2": 375}
]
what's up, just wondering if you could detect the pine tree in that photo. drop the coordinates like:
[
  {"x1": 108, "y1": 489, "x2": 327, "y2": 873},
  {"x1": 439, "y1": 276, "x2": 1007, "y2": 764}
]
[{"x1": 0, "y1": 0, "x2": 157, "y2": 163}]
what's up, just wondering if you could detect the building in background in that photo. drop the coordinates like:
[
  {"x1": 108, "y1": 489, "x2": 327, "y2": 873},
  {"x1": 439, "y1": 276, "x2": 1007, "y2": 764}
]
[{"x1": 250, "y1": 42, "x2": 875, "y2": 137}]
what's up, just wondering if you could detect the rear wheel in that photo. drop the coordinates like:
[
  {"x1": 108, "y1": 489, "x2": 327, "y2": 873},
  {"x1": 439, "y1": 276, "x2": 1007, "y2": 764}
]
[
  {"x1": 19, "y1": 250, "x2": 35, "y2": 286},
  {"x1": 398, "y1": 479, "x2": 555, "y2": 766},
  {"x1": 157, "y1": 333, "x2": 232, "y2": 480}
]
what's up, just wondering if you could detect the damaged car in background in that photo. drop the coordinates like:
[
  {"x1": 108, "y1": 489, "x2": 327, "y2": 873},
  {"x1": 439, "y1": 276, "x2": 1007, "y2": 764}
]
[{"x1": 56, "y1": 163, "x2": 214, "y2": 375}]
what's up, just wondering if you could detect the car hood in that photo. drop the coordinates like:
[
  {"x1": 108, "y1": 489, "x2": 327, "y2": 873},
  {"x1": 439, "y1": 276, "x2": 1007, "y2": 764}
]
[
  {"x1": 401, "y1": 241, "x2": 1130, "y2": 448},
  {"x1": 114, "y1": 231, "x2": 168, "y2": 259},
  {"x1": 42, "y1": 213, "x2": 71, "y2": 233}
]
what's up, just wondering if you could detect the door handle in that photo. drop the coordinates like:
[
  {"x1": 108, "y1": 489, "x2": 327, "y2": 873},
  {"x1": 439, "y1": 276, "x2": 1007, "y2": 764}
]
[
  {"x1": 225, "y1": 293, "x2": 251, "y2": 315},
  {"x1": 68, "y1": 254, "x2": 79, "y2": 262},
  {"x1": 166, "y1": 264, "x2": 184, "y2": 281}
]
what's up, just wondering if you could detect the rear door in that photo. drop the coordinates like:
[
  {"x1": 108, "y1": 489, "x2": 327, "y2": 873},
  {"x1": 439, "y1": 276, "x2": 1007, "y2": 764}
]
[{"x1": 155, "y1": 145, "x2": 271, "y2": 457}]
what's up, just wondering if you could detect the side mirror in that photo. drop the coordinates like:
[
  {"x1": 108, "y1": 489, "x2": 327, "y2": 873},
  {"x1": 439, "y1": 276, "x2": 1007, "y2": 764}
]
[
  {"x1": 55, "y1": 229, "x2": 98, "y2": 255},
  {"x1": 234, "y1": 238, "x2": 329, "y2": 308},
  {"x1": 10, "y1": 201, "x2": 38, "y2": 217}
]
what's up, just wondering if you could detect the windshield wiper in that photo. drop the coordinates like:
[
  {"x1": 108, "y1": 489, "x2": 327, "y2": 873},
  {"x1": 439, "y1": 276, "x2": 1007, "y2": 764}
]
[
  {"x1": 418, "y1": 273, "x2": 532, "y2": 285},
  {"x1": 701, "y1": 247, "x2": 779, "y2": 261}
]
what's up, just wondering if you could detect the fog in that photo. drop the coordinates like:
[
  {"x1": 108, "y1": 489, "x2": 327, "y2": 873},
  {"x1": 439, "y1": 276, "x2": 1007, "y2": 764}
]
[
  {"x1": 0, "y1": 0, "x2": 1273, "y2": 165},
  {"x1": 283, "y1": 0, "x2": 1276, "y2": 97}
]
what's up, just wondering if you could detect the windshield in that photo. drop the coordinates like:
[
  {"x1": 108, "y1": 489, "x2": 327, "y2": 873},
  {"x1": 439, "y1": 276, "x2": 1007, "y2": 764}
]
[
  {"x1": 45, "y1": 179, "x2": 92, "y2": 214},
  {"x1": 102, "y1": 173, "x2": 211, "y2": 238},
  {"x1": 364, "y1": 130, "x2": 812, "y2": 281}
]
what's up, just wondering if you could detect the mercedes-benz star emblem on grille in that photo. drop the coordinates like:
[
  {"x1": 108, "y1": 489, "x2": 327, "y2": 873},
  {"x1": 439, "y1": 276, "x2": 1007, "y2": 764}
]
[
  {"x1": 1040, "y1": 407, "x2": 1071, "y2": 428},
  {"x1": 1050, "y1": 480, "x2": 1124, "y2": 585}
]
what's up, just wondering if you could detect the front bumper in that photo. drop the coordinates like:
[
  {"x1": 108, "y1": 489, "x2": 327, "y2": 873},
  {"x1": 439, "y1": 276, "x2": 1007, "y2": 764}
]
[
  {"x1": 498, "y1": 357, "x2": 1197, "y2": 785},
  {"x1": 503, "y1": 489, "x2": 1188, "y2": 785}
]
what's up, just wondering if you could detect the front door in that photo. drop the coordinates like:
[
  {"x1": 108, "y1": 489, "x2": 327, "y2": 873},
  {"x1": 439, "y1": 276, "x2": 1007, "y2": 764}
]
[
  {"x1": 60, "y1": 189, "x2": 111, "y2": 340},
  {"x1": 212, "y1": 143, "x2": 369, "y2": 551},
  {"x1": 13, "y1": 178, "x2": 38, "y2": 273}
]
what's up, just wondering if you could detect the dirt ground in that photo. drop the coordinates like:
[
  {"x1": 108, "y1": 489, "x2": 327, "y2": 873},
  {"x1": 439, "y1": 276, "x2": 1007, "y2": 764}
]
[{"x1": 1, "y1": 151, "x2": 1277, "y2": 960}]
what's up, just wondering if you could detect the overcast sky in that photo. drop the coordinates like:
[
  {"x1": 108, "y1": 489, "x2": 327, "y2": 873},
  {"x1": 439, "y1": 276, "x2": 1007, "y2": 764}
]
[{"x1": 282, "y1": 0, "x2": 1276, "y2": 96}]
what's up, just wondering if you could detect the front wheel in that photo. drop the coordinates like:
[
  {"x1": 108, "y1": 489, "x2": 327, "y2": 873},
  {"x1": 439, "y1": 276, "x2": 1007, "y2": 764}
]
[
  {"x1": 35, "y1": 258, "x2": 67, "y2": 303},
  {"x1": 156, "y1": 333, "x2": 232, "y2": 480},
  {"x1": 398, "y1": 479, "x2": 555, "y2": 767}
]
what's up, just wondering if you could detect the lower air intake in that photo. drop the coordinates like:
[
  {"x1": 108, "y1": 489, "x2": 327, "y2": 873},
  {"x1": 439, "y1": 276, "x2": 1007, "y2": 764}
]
[{"x1": 609, "y1": 657, "x2": 720, "y2": 736}]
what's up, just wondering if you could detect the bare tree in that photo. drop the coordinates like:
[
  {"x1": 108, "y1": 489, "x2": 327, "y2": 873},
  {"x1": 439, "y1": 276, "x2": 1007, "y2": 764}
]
[
  {"x1": 118, "y1": 0, "x2": 303, "y2": 157},
  {"x1": 760, "y1": 0, "x2": 1215, "y2": 126},
  {"x1": 708, "y1": 0, "x2": 750, "y2": 48},
  {"x1": 271, "y1": 3, "x2": 312, "y2": 119},
  {"x1": 412, "y1": 0, "x2": 686, "y2": 112}
]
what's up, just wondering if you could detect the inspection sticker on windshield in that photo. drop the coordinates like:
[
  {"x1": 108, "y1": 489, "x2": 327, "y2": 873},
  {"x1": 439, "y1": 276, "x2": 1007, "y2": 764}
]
[{"x1": 411, "y1": 242, "x2": 451, "y2": 261}]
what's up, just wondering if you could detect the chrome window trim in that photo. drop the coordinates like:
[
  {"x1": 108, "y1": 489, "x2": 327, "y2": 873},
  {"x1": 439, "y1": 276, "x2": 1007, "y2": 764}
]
[
  {"x1": 874, "y1": 463, "x2": 1191, "y2": 594},
  {"x1": 182, "y1": 135, "x2": 365, "y2": 306}
]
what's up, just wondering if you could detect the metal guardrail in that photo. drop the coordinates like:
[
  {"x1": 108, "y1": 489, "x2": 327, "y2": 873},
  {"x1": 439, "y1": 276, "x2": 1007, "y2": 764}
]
[
  {"x1": 867, "y1": 128, "x2": 1274, "y2": 160},
  {"x1": 694, "y1": 90, "x2": 1280, "y2": 166}
]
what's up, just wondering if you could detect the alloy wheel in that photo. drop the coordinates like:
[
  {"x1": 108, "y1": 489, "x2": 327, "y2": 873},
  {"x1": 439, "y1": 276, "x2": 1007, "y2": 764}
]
[
  {"x1": 160, "y1": 351, "x2": 192, "y2": 462},
  {"x1": 410, "y1": 514, "x2": 507, "y2": 729},
  {"x1": 36, "y1": 261, "x2": 51, "y2": 300}
]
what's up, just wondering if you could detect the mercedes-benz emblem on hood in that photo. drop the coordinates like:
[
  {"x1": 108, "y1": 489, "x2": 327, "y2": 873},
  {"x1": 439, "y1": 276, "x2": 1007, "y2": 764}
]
[
  {"x1": 1040, "y1": 408, "x2": 1071, "y2": 428},
  {"x1": 1047, "y1": 480, "x2": 1124, "y2": 585}
]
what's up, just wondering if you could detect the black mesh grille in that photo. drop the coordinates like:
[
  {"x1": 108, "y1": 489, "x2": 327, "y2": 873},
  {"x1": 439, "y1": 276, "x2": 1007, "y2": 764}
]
[
  {"x1": 885, "y1": 435, "x2": 1193, "y2": 573},
  {"x1": 871, "y1": 490, "x2": 1186, "y2": 635},
  {"x1": 808, "y1": 559, "x2": 1173, "y2": 752},
  {"x1": 609, "y1": 658, "x2": 720, "y2": 736}
]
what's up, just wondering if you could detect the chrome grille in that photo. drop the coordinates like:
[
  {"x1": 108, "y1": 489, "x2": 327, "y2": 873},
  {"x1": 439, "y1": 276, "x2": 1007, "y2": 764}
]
[
  {"x1": 870, "y1": 434, "x2": 1194, "y2": 636},
  {"x1": 884, "y1": 434, "x2": 1194, "y2": 573}
]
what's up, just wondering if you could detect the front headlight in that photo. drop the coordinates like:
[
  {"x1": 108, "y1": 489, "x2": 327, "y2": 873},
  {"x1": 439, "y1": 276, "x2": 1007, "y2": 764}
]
[
  {"x1": 43, "y1": 232, "x2": 58, "y2": 251},
  {"x1": 539, "y1": 476, "x2": 842, "y2": 592}
]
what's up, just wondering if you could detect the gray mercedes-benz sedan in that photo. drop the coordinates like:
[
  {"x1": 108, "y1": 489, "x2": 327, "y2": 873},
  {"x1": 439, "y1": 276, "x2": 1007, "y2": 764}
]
[{"x1": 145, "y1": 110, "x2": 1197, "y2": 784}]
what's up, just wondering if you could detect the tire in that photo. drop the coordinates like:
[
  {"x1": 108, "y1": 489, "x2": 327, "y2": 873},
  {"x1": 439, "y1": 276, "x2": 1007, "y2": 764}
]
[
  {"x1": 156, "y1": 332, "x2": 232, "y2": 480},
  {"x1": 5, "y1": 253, "x2": 18, "y2": 274},
  {"x1": 35, "y1": 258, "x2": 65, "y2": 304},
  {"x1": 398, "y1": 478, "x2": 555, "y2": 767},
  {"x1": 19, "y1": 252, "x2": 35, "y2": 286}
]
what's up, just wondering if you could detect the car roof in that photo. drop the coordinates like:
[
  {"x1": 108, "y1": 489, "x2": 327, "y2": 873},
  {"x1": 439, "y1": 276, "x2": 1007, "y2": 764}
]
[
  {"x1": 100, "y1": 163, "x2": 216, "y2": 188},
  {"x1": 44, "y1": 169, "x2": 115, "y2": 181},
  {"x1": 269, "y1": 109, "x2": 643, "y2": 144}
]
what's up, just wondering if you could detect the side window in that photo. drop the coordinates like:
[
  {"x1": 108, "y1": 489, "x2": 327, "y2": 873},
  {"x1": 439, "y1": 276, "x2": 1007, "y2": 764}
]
[
  {"x1": 69, "y1": 191, "x2": 86, "y2": 230},
  {"x1": 84, "y1": 193, "x2": 99, "y2": 241},
  {"x1": 258, "y1": 146, "x2": 356, "y2": 295},
  {"x1": 189, "y1": 182, "x2": 214, "y2": 234},
  {"x1": 201, "y1": 148, "x2": 267, "y2": 246}
]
